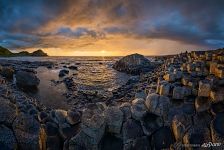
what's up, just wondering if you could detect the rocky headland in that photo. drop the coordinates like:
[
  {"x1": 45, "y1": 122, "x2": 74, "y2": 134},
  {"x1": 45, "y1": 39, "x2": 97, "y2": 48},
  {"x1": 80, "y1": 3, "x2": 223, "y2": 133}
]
[
  {"x1": 0, "y1": 48, "x2": 224, "y2": 150},
  {"x1": 0, "y1": 46, "x2": 48, "y2": 57}
]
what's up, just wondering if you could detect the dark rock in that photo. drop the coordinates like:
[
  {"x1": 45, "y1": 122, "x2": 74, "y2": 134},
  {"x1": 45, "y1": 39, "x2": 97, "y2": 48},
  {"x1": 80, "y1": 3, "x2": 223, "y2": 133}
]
[
  {"x1": 101, "y1": 134, "x2": 123, "y2": 150},
  {"x1": 210, "y1": 113, "x2": 224, "y2": 143},
  {"x1": 12, "y1": 114, "x2": 44, "y2": 149},
  {"x1": 0, "y1": 125, "x2": 17, "y2": 150},
  {"x1": 66, "y1": 110, "x2": 81, "y2": 125},
  {"x1": 172, "y1": 114, "x2": 192, "y2": 141},
  {"x1": 16, "y1": 71, "x2": 40, "y2": 88},
  {"x1": 0, "y1": 98, "x2": 16, "y2": 125},
  {"x1": 183, "y1": 126, "x2": 211, "y2": 149},
  {"x1": 68, "y1": 65, "x2": 78, "y2": 70},
  {"x1": 210, "y1": 102, "x2": 224, "y2": 115},
  {"x1": 0, "y1": 66, "x2": 14, "y2": 79},
  {"x1": 122, "y1": 119, "x2": 144, "y2": 144},
  {"x1": 113, "y1": 53, "x2": 153, "y2": 75},
  {"x1": 105, "y1": 106, "x2": 123, "y2": 134},
  {"x1": 59, "y1": 69, "x2": 69, "y2": 77},
  {"x1": 59, "y1": 123, "x2": 80, "y2": 140},
  {"x1": 140, "y1": 113, "x2": 163, "y2": 136},
  {"x1": 44, "y1": 122, "x2": 59, "y2": 136},
  {"x1": 124, "y1": 136, "x2": 150, "y2": 150},
  {"x1": 151, "y1": 126, "x2": 175, "y2": 150},
  {"x1": 131, "y1": 98, "x2": 147, "y2": 121}
]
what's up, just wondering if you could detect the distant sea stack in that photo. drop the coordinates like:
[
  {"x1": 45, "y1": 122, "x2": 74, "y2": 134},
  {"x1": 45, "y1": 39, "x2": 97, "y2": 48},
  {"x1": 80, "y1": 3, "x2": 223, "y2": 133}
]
[
  {"x1": 113, "y1": 53, "x2": 154, "y2": 75},
  {"x1": 0, "y1": 46, "x2": 48, "y2": 57}
]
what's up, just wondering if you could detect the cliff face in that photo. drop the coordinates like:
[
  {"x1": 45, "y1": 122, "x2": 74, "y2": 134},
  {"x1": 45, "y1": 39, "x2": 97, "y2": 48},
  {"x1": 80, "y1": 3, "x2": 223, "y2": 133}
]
[{"x1": 0, "y1": 46, "x2": 48, "y2": 57}]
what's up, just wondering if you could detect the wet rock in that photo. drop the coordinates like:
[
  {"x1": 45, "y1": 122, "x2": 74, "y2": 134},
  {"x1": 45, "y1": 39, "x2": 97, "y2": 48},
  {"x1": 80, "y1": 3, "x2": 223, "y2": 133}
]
[
  {"x1": 52, "y1": 109, "x2": 67, "y2": 124},
  {"x1": 183, "y1": 126, "x2": 211, "y2": 150},
  {"x1": 101, "y1": 134, "x2": 123, "y2": 150},
  {"x1": 0, "y1": 125, "x2": 17, "y2": 150},
  {"x1": 113, "y1": 53, "x2": 153, "y2": 75},
  {"x1": 59, "y1": 123, "x2": 80, "y2": 140},
  {"x1": 68, "y1": 65, "x2": 78, "y2": 70},
  {"x1": 145, "y1": 93, "x2": 170, "y2": 118},
  {"x1": 122, "y1": 119, "x2": 144, "y2": 144},
  {"x1": 16, "y1": 71, "x2": 40, "y2": 88},
  {"x1": 46, "y1": 135, "x2": 61, "y2": 150},
  {"x1": 59, "y1": 69, "x2": 69, "y2": 77},
  {"x1": 0, "y1": 99, "x2": 16, "y2": 125},
  {"x1": 163, "y1": 73, "x2": 176, "y2": 82},
  {"x1": 44, "y1": 122, "x2": 58, "y2": 136},
  {"x1": 195, "y1": 97, "x2": 211, "y2": 112},
  {"x1": 210, "y1": 87, "x2": 224, "y2": 103},
  {"x1": 0, "y1": 66, "x2": 14, "y2": 79},
  {"x1": 66, "y1": 110, "x2": 81, "y2": 125},
  {"x1": 120, "y1": 102, "x2": 132, "y2": 121},
  {"x1": 172, "y1": 86, "x2": 185, "y2": 99},
  {"x1": 151, "y1": 126, "x2": 175, "y2": 150},
  {"x1": 12, "y1": 114, "x2": 44, "y2": 149},
  {"x1": 124, "y1": 136, "x2": 150, "y2": 150},
  {"x1": 38, "y1": 111, "x2": 48, "y2": 123},
  {"x1": 135, "y1": 90, "x2": 147, "y2": 99},
  {"x1": 158, "y1": 81, "x2": 171, "y2": 96},
  {"x1": 80, "y1": 103, "x2": 106, "y2": 148},
  {"x1": 210, "y1": 102, "x2": 224, "y2": 115},
  {"x1": 140, "y1": 113, "x2": 163, "y2": 136},
  {"x1": 198, "y1": 80, "x2": 211, "y2": 97},
  {"x1": 172, "y1": 114, "x2": 192, "y2": 141},
  {"x1": 210, "y1": 113, "x2": 224, "y2": 144},
  {"x1": 131, "y1": 98, "x2": 147, "y2": 121},
  {"x1": 105, "y1": 106, "x2": 123, "y2": 134}
]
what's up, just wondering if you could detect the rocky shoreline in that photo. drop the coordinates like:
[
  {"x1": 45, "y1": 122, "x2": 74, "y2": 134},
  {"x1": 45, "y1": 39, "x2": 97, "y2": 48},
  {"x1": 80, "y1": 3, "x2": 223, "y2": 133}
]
[{"x1": 0, "y1": 49, "x2": 224, "y2": 150}]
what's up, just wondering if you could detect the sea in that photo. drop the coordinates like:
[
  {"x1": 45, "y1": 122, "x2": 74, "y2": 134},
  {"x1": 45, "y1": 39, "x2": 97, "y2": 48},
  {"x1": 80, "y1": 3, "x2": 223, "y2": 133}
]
[{"x1": 0, "y1": 56, "x2": 134, "y2": 108}]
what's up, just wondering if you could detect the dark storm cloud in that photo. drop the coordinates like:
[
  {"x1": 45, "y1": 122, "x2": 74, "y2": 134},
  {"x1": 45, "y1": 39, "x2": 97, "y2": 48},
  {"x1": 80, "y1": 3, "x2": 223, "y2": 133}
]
[{"x1": 1, "y1": 0, "x2": 224, "y2": 50}]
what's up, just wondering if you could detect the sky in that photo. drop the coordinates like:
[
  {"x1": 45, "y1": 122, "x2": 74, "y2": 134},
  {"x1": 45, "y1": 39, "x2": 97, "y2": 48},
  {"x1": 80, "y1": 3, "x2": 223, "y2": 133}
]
[{"x1": 0, "y1": 0, "x2": 224, "y2": 56}]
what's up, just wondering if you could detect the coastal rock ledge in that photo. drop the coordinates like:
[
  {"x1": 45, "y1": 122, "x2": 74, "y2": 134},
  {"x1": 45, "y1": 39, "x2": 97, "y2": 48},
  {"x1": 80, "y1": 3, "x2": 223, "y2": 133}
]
[{"x1": 113, "y1": 53, "x2": 153, "y2": 75}]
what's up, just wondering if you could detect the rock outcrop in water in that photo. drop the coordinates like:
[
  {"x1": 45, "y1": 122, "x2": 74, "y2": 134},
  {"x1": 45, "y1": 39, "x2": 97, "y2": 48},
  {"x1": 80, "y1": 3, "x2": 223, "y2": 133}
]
[
  {"x1": 0, "y1": 48, "x2": 224, "y2": 150},
  {"x1": 113, "y1": 53, "x2": 153, "y2": 75},
  {"x1": 16, "y1": 71, "x2": 40, "y2": 89}
]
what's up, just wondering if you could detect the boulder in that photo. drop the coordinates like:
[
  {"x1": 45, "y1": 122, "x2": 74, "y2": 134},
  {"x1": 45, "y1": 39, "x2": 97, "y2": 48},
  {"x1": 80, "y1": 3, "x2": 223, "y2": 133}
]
[
  {"x1": 195, "y1": 97, "x2": 211, "y2": 112},
  {"x1": 151, "y1": 126, "x2": 175, "y2": 150},
  {"x1": 210, "y1": 102, "x2": 224, "y2": 115},
  {"x1": 59, "y1": 123, "x2": 80, "y2": 140},
  {"x1": 122, "y1": 119, "x2": 144, "y2": 144},
  {"x1": 140, "y1": 113, "x2": 163, "y2": 136},
  {"x1": 131, "y1": 98, "x2": 148, "y2": 121},
  {"x1": 198, "y1": 80, "x2": 211, "y2": 97},
  {"x1": 0, "y1": 66, "x2": 14, "y2": 79},
  {"x1": 68, "y1": 65, "x2": 78, "y2": 70},
  {"x1": 66, "y1": 110, "x2": 81, "y2": 125},
  {"x1": 183, "y1": 126, "x2": 211, "y2": 149},
  {"x1": 16, "y1": 71, "x2": 40, "y2": 88},
  {"x1": 172, "y1": 86, "x2": 183, "y2": 99},
  {"x1": 0, "y1": 125, "x2": 17, "y2": 150},
  {"x1": 163, "y1": 73, "x2": 176, "y2": 82},
  {"x1": 124, "y1": 136, "x2": 151, "y2": 150},
  {"x1": 0, "y1": 99, "x2": 16, "y2": 126},
  {"x1": 12, "y1": 114, "x2": 44, "y2": 149},
  {"x1": 120, "y1": 102, "x2": 132, "y2": 121},
  {"x1": 158, "y1": 82, "x2": 171, "y2": 96},
  {"x1": 69, "y1": 103, "x2": 107, "y2": 149},
  {"x1": 59, "y1": 69, "x2": 69, "y2": 77},
  {"x1": 145, "y1": 93, "x2": 170, "y2": 118},
  {"x1": 52, "y1": 109, "x2": 68, "y2": 124},
  {"x1": 172, "y1": 114, "x2": 192, "y2": 141},
  {"x1": 113, "y1": 53, "x2": 153, "y2": 75},
  {"x1": 210, "y1": 87, "x2": 224, "y2": 102},
  {"x1": 105, "y1": 106, "x2": 123, "y2": 134},
  {"x1": 210, "y1": 113, "x2": 224, "y2": 144}
]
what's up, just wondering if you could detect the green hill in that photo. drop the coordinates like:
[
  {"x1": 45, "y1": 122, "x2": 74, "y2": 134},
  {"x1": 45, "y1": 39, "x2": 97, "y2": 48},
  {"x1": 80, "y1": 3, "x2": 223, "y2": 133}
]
[
  {"x1": 0, "y1": 46, "x2": 48, "y2": 57},
  {"x1": 0, "y1": 46, "x2": 13, "y2": 56}
]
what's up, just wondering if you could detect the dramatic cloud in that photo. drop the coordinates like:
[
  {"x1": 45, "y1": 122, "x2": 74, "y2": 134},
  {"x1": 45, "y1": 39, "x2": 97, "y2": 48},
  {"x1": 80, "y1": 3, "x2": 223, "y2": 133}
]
[{"x1": 0, "y1": 0, "x2": 224, "y2": 55}]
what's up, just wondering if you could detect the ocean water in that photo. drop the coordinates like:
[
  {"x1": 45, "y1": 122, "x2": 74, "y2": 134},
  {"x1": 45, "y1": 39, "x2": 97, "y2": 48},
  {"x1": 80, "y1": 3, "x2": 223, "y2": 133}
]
[{"x1": 0, "y1": 56, "x2": 132, "y2": 108}]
